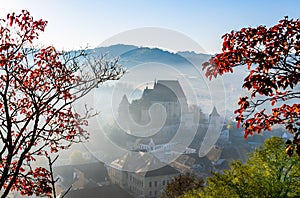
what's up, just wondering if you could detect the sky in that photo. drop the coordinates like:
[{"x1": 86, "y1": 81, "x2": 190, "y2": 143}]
[{"x1": 1, "y1": 0, "x2": 300, "y2": 54}]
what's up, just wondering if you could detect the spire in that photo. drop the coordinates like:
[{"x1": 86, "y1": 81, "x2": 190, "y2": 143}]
[
  {"x1": 118, "y1": 94, "x2": 130, "y2": 123},
  {"x1": 149, "y1": 138, "x2": 155, "y2": 151},
  {"x1": 120, "y1": 94, "x2": 129, "y2": 106},
  {"x1": 210, "y1": 106, "x2": 220, "y2": 117}
]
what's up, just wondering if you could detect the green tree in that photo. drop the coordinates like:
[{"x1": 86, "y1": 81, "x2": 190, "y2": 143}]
[
  {"x1": 183, "y1": 137, "x2": 300, "y2": 197},
  {"x1": 161, "y1": 172, "x2": 204, "y2": 198}
]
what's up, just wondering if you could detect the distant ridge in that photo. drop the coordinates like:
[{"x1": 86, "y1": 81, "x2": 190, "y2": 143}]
[
  {"x1": 119, "y1": 47, "x2": 192, "y2": 67},
  {"x1": 85, "y1": 44, "x2": 211, "y2": 67},
  {"x1": 89, "y1": 44, "x2": 138, "y2": 57},
  {"x1": 177, "y1": 51, "x2": 211, "y2": 66}
]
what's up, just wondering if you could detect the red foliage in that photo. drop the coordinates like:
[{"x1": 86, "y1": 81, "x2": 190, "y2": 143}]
[
  {"x1": 0, "y1": 10, "x2": 123, "y2": 197},
  {"x1": 202, "y1": 16, "x2": 300, "y2": 155}
]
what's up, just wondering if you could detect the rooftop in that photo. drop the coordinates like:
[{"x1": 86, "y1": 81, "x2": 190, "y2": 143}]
[
  {"x1": 110, "y1": 152, "x2": 179, "y2": 177},
  {"x1": 143, "y1": 164, "x2": 179, "y2": 177},
  {"x1": 142, "y1": 80, "x2": 186, "y2": 102},
  {"x1": 53, "y1": 162, "x2": 109, "y2": 189},
  {"x1": 65, "y1": 184, "x2": 133, "y2": 198}
]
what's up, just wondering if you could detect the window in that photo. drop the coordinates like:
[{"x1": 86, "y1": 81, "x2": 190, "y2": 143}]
[
  {"x1": 155, "y1": 190, "x2": 157, "y2": 195},
  {"x1": 154, "y1": 181, "x2": 157, "y2": 187},
  {"x1": 162, "y1": 180, "x2": 165, "y2": 185},
  {"x1": 149, "y1": 181, "x2": 152, "y2": 187},
  {"x1": 149, "y1": 191, "x2": 152, "y2": 196}
]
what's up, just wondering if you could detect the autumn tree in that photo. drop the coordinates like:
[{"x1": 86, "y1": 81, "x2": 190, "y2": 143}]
[
  {"x1": 0, "y1": 10, "x2": 123, "y2": 197},
  {"x1": 161, "y1": 172, "x2": 204, "y2": 198},
  {"x1": 202, "y1": 16, "x2": 300, "y2": 155},
  {"x1": 183, "y1": 137, "x2": 300, "y2": 197}
]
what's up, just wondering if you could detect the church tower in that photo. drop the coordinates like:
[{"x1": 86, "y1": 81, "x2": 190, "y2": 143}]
[
  {"x1": 118, "y1": 94, "x2": 130, "y2": 127},
  {"x1": 149, "y1": 138, "x2": 155, "y2": 151},
  {"x1": 209, "y1": 106, "x2": 220, "y2": 125}
]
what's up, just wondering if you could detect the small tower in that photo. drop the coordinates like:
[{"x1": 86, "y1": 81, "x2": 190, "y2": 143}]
[
  {"x1": 118, "y1": 94, "x2": 130, "y2": 122},
  {"x1": 149, "y1": 138, "x2": 155, "y2": 151},
  {"x1": 209, "y1": 106, "x2": 220, "y2": 124}
]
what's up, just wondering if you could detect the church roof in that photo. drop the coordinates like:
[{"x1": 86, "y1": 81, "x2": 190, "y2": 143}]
[{"x1": 142, "y1": 80, "x2": 186, "y2": 102}]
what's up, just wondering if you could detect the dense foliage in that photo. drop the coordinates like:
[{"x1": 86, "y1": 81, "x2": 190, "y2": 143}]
[
  {"x1": 182, "y1": 137, "x2": 300, "y2": 197},
  {"x1": 203, "y1": 17, "x2": 300, "y2": 155},
  {"x1": 161, "y1": 172, "x2": 204, "y2": 198}
]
